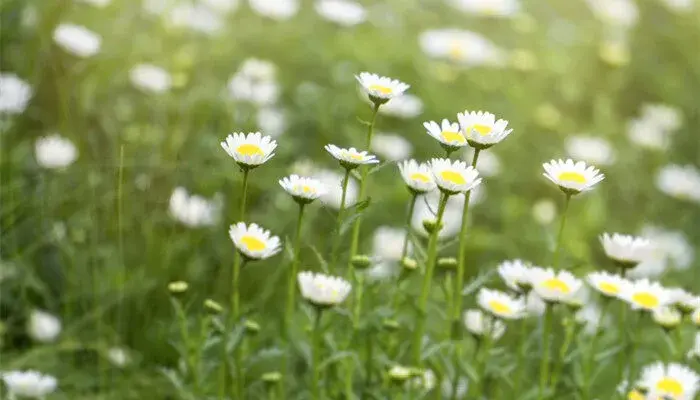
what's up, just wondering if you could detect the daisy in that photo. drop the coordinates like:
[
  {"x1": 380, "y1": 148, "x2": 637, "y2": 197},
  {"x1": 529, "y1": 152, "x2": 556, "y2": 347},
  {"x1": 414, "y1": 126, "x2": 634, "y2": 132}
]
[
  {"x1": 1, "y1": 370, "x2": 57, "y2": 399},
  {"x1": 542, "y1": 159, "x2": 605, "y2": 195},
  {"x1": 315, "y1": 0, "x2": 366, "y2": 27},
  {"x1": 279, "y1": 174, "x2": 326, "y2": 204},
  {"x1": 655, "y1": 164, "x2": 700, "y2": 204},
  {"x1": 418, "y1": 29, "x2": 506, "y2": 67},
  {"x1": 586, "y1": 271, "x2": 629, "y2": 298},
  {"x1": 688, "y1": 333, "x2": 700, "y2": 359},
  {"x1": 637, "y1": 362, "x2": 699, "y2": 400},
  {"x1": 398, "y1": 160, "x2": 436, "y2": 194},
  {"x1": 53, "y1": 23, "x2": 101, "y2": 58},
  {"x1": 220, "y1": 132, "x2": 277, "y2": 169},
  {"x1": 525, "y1": 291, "x2": 546, "y2": 317},
  {"x1": 564, "y1": 135, "x2": 616, "y2": 166},
  {"x1": 600, "y1": 233, "x2": 652, "y2": 268},
  {"x1": 424, "y1": 119, "x2": 467, "y2": 153},
  {"x1": 27, "y1": 309, "x2": 61, "y2": 343},
  {"x1": 355, "y1": 72, "x2": 410, "y2": 105},
  {"x1": 0, "y1": 73, "x2": 32, "y2": 114},
  {"x1": 229, "y1": 222, "x2": 281, "y2": 260},
  {"x1": 35, "y1": 134, "x2": 78, "y2": 169},
  {"x1": 129, "y1": 64, "x2": 172, "y2": 94},
  {"x1": 257, "y1": 107, "x2": 286, "y2": 138},
  {"x1": 477, "y1": 288, "x2": 526, "y2": 320},
  {"x1": 463, "y1": 309, "x2": 506, "y2": 340},
  {"x1": 531, "y1": 268, "x2": 583, "y2": 303},
  {"x1": 653, "y1": 307, "x2": 682, "y2": 330},
  {"x1": 457, "y1": 110, "x2": 513, "y2": 150},
  {"x1": 429, "y1": 158, "x2": 482, "y2": 195},
  {"x1": 168, "y1": 187, "x2": 221, "y2": 228},
  {"x1": 619, "y1": 279, "x2": 672, "y2": 312},
  {"x1": 448, "y1": 0, "x2": 520, "y2": 17},
  {"x1": 668, "y1": 288, "x2": 700, "y2": 314},
  {"x1": 249, "y1": 0, "x2": 299, "y2": 20},
  {"x1": 325, "y1": 144, "x2": 378, "y2": 170},
  {"x1": 297, "y1": 271, "x2": 352, "y2": 307},
  {"x1": 497, "y1": 259, "x2": 536, "y2": 292}
]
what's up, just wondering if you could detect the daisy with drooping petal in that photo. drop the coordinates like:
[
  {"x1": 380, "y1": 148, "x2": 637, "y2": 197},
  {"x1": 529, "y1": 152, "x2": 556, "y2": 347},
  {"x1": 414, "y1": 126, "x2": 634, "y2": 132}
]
[
  {"x1": 619, "y1": 279, "x2": 672, "y2": 312},
  {"x1": 355, "y1": 72, "x2": 410, "y2": 105},
  {"x1": 497, "y1": 259, "x2": 535, "y2": 292},
  {"x1": 477, "y1": 288, "x2": 526, "y2": 320},
  {"x1": 221, "y1": 132, "x2": 277, "y2": 169},
  {"x1": 297, "y1": 271, "x2": 352, "y2": 307},
  {"x1": 542, "y1": 159, "x2": 605, "y2": 195},
  {"x1": 531, "y1": 268, "x2": 583, "y2": 303},
  {"x1": 457, "y1": 110, "x2": 513, "y2": 150},
  {"x1": 637, "y1": 362, "x2": 699, "y2": 400},
  {"x1": 229, "y1": 222, "x2": 281, "y2": 260},
  {"x1": 325, "y1": 144, "x2": 379, "y2": 170},
  {"x1": 600, "y1": 233, "x2": 652, "y2": 268},
  {"x1": 424, "y1": 119, "x2": 467, "y2": 154},
  {"x1": 586, "y1": 271, "x2": 629, "y2": 298},
  {"x1": 279, "y1": 175, "x2": 326, "y2": 204},
  {"x1": 398, "y1": 160, "x2": 436, "y2": 194},
  {"x1": 463, "y1": 309, "x2": 506, "y2": 340},
  {"x1": 429, "y1": 158, "x2": 482, "y2": 195}
]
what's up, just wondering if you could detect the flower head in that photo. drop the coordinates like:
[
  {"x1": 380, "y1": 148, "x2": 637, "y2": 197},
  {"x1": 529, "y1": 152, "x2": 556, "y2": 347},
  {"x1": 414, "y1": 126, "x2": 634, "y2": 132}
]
[
  {"x1": 229, "y1": 222, "x2": 281, "y2": 260},
  {"x1": 53, "y1": 23, "x2": 101, "y2": 57},
  {"x1": 315, "y1": 0, "x2": 366, "y2": 26},
  {"x1": 637, "y1": 362, "x2": 699, "y2": 400},
  {"x1": 297, "y1": 271, "x2": 352, "y2": 307},
  {"x1": 586, "y1": 271, "x2": 629, "y2": 298},
  {"x1": 355, "y1": 72, "x2": 409, "y2": 105},
  {"x1": 457, "y1": 110, "x2": 513, "y2": 150},
  {"x1": 619, "y1": 279, "x2": 672, "y2": 312},
  {"x1": 35, "y1": 134, "x2": 78, "y2": 169},
  {"x1": 249, "y1": 0, "x2": 299, "y2": 20},
  {"x1": 0, "y1": 73, "x2": 32, "y2": 114},
  {"x1": 477, "y1": 288, "x2": 526, "y2": 320},
  {"x1": 531, "y1": 268, "x2": 583, "y2": 303},
  {"x1": 1, "y1": 370, "x2": 57, "y2": 398},
  {"x1": 169, "y1": 187, "x2": 220, "y2": 228},
  {"x1": 129, "y1": 64, "x2": 172, "y2": 94},
  {"x1": 497, "y1": 259, "x2": 536, "y2": 292},
  {"x1": 221, "y1": 132, "x2": 277, "y2": 169},
  {"x1": 656, "y1": 164, "x2": 700, "y2": 204},
  {"x1": 325, "y1": 144, "x2": 378, "y2": 170},
  {"x1": 565, "y1": 135, "x2": 616, "y2": 166},
  {"x1": 463, "y1": 309, "x2": 506, "y2": 340},
  {"x1": 429, "y1": 158, "x2": 482, "y2": 195},
  {"x1": 27, "y1": 309, "x2": 61, "y2": 343},
  {"x1": 542, "y1": 159, "x2": 604, "y2": 195},
  {"x1": 398, "y1": 160, "x2": 436, "y2": 194},
  {"x1": 424, "y1": 119, "x2": 467, "y2": 153},
  {"x1": 653, "y1": 307, "x2": 682, "y2": 330},
  {"x1": 600, "y1": 233, "x2": 652, "y2": 268},
  {"x1": 279, "y1": 175, "x2": 326, "y2": 204}
]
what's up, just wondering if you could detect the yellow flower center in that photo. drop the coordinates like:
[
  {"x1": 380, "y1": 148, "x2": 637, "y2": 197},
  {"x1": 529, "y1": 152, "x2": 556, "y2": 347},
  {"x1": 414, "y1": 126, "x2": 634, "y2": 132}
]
[
  {"x1": 369, "y1": 84, "x2": 392, "y2": 95},
  {"x1": 627, "y1": 390, "x2": 644, "y2": 400},
  {"x1": 558, "y1": 171, "x2": 587, "y2": 184},
  {"x1": 236, "y1": 144, "x2": 264, "y2": 156},
  {"x1": 632, "y1": 292, "x2": 659, "y2": 309},
  {"x1": 440, "y1": 131, "x2": 465, "y2": 143},
  {"x1": 241, "y1": 235, "x2": 266, "y2": 252},
  {"x1": 410, "y1": 172, "x2": 431, "y2": 183},
  {"x1": 295, "y1": 184, "x2": 315, "y2": 194},
  {"x1": 468, "y1": 124, "x2": 493, "y2": 136},
  {"x1": 657, "y1": 377, "x2": 683, "y2": 396},
  {"x1": 441, "y1": 170, "x2": 466, "y2": 185},
  {"x1": 448, "y1": 41, "x2": 464, "y2": 60},
  {"x1": 542, "y1": 278, "x2": 570, "y2": 293},
  {"x1": 598, "y1": 282, "x2": 620, "y2": 295},
  {"x1": 488, "y1": 300, "x2": 512, "y2": 315},
  {"x1": 342, "y1": 150, "x2": 364, "y2": 161}
]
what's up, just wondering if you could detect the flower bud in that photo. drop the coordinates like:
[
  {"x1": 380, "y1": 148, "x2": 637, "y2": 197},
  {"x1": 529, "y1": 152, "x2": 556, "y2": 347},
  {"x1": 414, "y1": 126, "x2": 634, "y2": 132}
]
[
  {"x1": 401, "y1": 257, "x2": 418, "y2": 271},
  {"x1": 388, "y1": 365, "x2": 411, "y2": 383},
  {"x1": 261, "y1": 371, "x2": 282, "y2": 384},
  {"x1": 204, "y1": 299, "x2": 224, "y2": 315},
  {"x1": 245, "y1": 319, "x2": 261, "y2": 335},
  {"x1": 422, "y1": 219, "x2": 443, "y2": 234},
  {"x1": 351, "y1": 255, "x2": 372, "y2": 270},
  {"x1": 437, "y1": 257, "x2": 458, "y2": 271},
  {"x1": 382, "y1": 318, "x2": 400, "y2": 332},
  {"x1": 168, "y1": 281, "x2": 188, "y2": 296}
]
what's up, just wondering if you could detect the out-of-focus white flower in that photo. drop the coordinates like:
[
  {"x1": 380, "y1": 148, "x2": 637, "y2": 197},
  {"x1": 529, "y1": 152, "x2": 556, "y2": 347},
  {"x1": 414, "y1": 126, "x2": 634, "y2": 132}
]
[
  {"x1": 641, "y1": 103, "x2": 683, "y2": 132},
  {"x1": 365, "y1": 261, "x2": 398, "y2": 282},
  {"x1": 653, "y1": 307, "x2": 682, "y2": 330},
  {"x1": 409, "y1": 369, "x2": 437, "y2": 391},
  {"x1": 542, "y1": 159, "x2": 605, "y2": 195},
  {"x1": 627, "y1": 118, "x2": 668, "y2": 151},
  {"x1": 129, "y1": 64, "x2": 172, "y2": 94},
  {"x1": 372, "y1": 226, "x2": 407, "y2": 262},
  {"x1": 419, "y1": 29, "x2": 506, "y2": 67},
  {"x1": 655, "y1": 164, "x2": 700, "y2": 204},
  {"x1": 412, "y1": 191, "x2": 465, "y2": 239},
  {"x1": 525, "y1": 291, "x2": 546, "y2": 316},
  {"x1": 575, "y1": 304, "x2": 609, "y2": 335},
  {"x1": 315, "y1": 0, "x2": 366, "y2": 26},
  {"x1": 35, "y1": 134, "x2": 78, "y2": 169},
  {"x1": 228, "y1": 58, "x2": 280, "y2": 106},
  {"x1": 0, "y1": 73, "x2": 32, "y2": 114},
  {"x1": 371, "y1": 133, "x2": 412, "y2": 161},
  {"x1": 658, "y1": 0, "x2": 694, "y2": 12},
  {"x1": 497, "y1": 260, "x2": 538, "y2": 292},
  {"x1": 448, "y1": 0, "x2": 520, "y2": 17},
  {"x1": 297, "y1": 271, "x2": 351, "y2": 306},
  {"x1": 440, "y1": 376, "x2": 468, "y2": 399},
  {"x1": 229, "y1": 222, "x2": 282, "y2": 260},
  {"x1": 600, "y1": 233, "x2": 652, "y2": 267},
  {"x1": 377, "y1": 94, "x2": 423, "y2": 118},
  {"x1": 315, "y1": 168, "x2": 358, "y2": 209},
  {"x1": 688, "y1": 333, "x2": 700, "y2": 359},
  {"x1": 201, "y1": 0, "x2": 239, "y2": 13},
  {"x1": 168, "y1": 187, "x2": 221, "y2": 228},
  {"x1": 107, "y1": 347, "x2": 131, "y2": 368},
  {"x1": 1, "y1": 370, "x2": 57, "y2": 398},
  {"x1": 565, "y1": 135, "x2": 616, "y2": 166},
  {"x1": 53, "y1": 24, "x2": 101, "y2": 57},
  {"x1": 256, "y1": 107, "x2": 287, "y2": 137},
  {"x1": 463, "y1": 309, "x2": 506, "y2": 340},
  {"x1": 628, "y1": 226, "x2": 694, "y2": 279},
  {"x1": 465, "y1": 148, "x2": 500, "y2": 177},
  {"x1": 77, "y1": 0, "x2": 111, "y2": 7},
  {"x1": 27, "y1": 310, "x2": 62, "y2": 343},
  {"x1": 585, "y1": 0, "x2": 638, "y2": 28},
  {"x1": 249, "y1": 0, "x2": 299, "y2": 20},
  {"x1": 532, "y1": 199, "x2": 556, "y2": 225},
  {"x1": 143, "y1": 0, "x2": 173, "y2": 15},
  {"x1": 291, "y1": 158, "x2": 316, "y2": 176},
  {"x1": 169, "y1": 3, "x2": 224, "y2": 35}
]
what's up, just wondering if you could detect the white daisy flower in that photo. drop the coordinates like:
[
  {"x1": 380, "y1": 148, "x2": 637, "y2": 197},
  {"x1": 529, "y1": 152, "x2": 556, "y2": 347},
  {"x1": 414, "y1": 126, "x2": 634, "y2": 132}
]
[
  {"x1": 641, "y1": 103, "x2": 683, "y2": 132},
  {"x1": 314, "y1": 168, "x2": 358, "y2": 209},
  {"x1": 228, "y1": 58, "x2": 280, "y2": 106},
  {"x1": 53, "y1": 24, "x2": 101, "y2": 58},
  {"x1": 220, "y1": 132, "x2": 277, "y2": 168},
  {"x1": 448, "y1": 0, "x2": 520, "y2": 17},
  {"x1": 531, "y1": 198, "x2": 556, "y2": 225},
  {"x1": 378, "y1": 94, "x2": 423, "y2": 118},
  {"x1": 249, "y1": 0, "x2": 299, "y2": 20},
  {"x1": 423, "y1": 119, "x2": 465, "y2": 154},
  {"x1": 256, "y1": 107, "x2": 287, "y2": 137},
  {"x1": 667, "y1": 288, "x2": 700, "y2": 313},
  {"x1": 35, "y1": 134, "x2": 78, "y2": 169},
  {"x1": 315, "y1": 0, "x2": 366, "y2": 26},
  {"x1": 575, "y1": 304, "x2": 609, "y2": 335},
  {"x1": 429, "y1": 158, "x2": 482, "y2": 195},
  {"x1": 457, "y1": 111, "x2": 513, "y2": 150},
  {"x1": 398, "y1": 160, "x2": 436, "y2": 194},
  {"x1": 628, "y1": 226, "x2": 694, "y2": 279},
  {"x1": 531, "y1": 269, "x2": 583, "y2": 303},
  {"x1": 627, "y1": 117, "x2": 669, "y2": 151},
  {"x1": 497, "y1": 259, "x2": 534, "y2": 292},
  {"x1": 279, "y1": 174, "x2": 326, "y2": 204},
  {"x1": 324, "y1": 144, "x2": 379, "y2": 169},
  {"x1": 619, "y1": 279, "x2": 672, "y2": 312},
  {"x1": 655, "y1": 164, "x2": 700, "y2": 204},
  {"x1": 371, "y1": 132, "x2": 412, "y2": 162},
  {"x1": 168, "y1": 187, "x2": 221, "y2": 228},
  {"x1": 129, "y1": 64, "x2": 172, "y2": 94},
  {"x1": 27, "y1": 309, "x2": 61, "y2": 343},
  {"x1": 169, "y1": 3, "x2": 224, "y2": 35},
  {"x1": 229, "y1": 222, "x2": 282, "y2": 260},
  {"x1": 565, "y1": 135, "x2": 616, "y2": 166},
  {"x1": 463, "y1": 309, "x2": 506, "y2": 340},
  {"x1": 637, "y1": 362, "x2": 699, "y2": 400},
  {"x1": 201, "y1": 0, "x2": 239, "y2": 13},
  {"x1": 542, "y1": 159, "x2": 605, "y2": 195},
  {"x1": 653, "y1": 307, "x2": 682, "y2": 330},
  {"x1": 297, "y1": 271, "x2": 352, "y2": 307},
  {"x1": 585, "y1": 0, "x2": 638, "y2": 28},
  {"x1": 477, "y1": 288, "x2": 526, "y2": 320},
  {"x1": 600, "y1": 233, "x2": 652, "y2": 268},
  {"x1": 419, "y1": 29, "x2": 506, "y2": 67},
  {"x1": 586, "y1": 271, "x2": 629, "y2": 298},
  {"x1": 1, "y1": 370, "x2": 57, "y2": 398},
  {"x1": 355, "y1": 72, "x2": 410, "y2": 104},
  {"x1": 0, "y1": 73, "x2": 32, "y2": 114}
]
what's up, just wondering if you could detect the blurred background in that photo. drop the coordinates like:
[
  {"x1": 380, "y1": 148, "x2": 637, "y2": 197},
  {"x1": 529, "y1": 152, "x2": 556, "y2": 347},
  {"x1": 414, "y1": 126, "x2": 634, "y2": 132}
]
[{"x1": 1, "y1": 0, "x2": 699, "y2": 398}]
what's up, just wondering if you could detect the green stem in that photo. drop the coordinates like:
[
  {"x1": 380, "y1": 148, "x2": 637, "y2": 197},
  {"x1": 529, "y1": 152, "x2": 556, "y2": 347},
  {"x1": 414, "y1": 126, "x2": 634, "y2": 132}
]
[
  {"x1": 539, "y1": 305, "x2": 553, "y2": 400},
  {"x1": 450, "y1": 342, "x2": 462, "y2": 400},
  {"x1": 391, "y1": 193, "x2": 417, "y2": 311},
  {"x1": 174, "y1": 300, "x2": 196, "y2": 385},
  {"x1": 582, "y1": 300, "x2": 609, "y2": 399},
  {"x1": 477, "y1": 320, "x2": 494, "y2": 396},
  {"x1": 551, "y1": 194, "x2": 571, "y2": 269},
  {"x1": 311, "y1": 309, "x2": 324, "y2": 400},
  {"x1": 412, "y1": 192, "x2": 450, "y2": 365},
  {"x1": 550, "y1": 317, "x2": 575, "y2": 391},
  {"x1": 513, "y1": 317, "x2": 528, "y2": 395},
  {"x1": 329, "y1": 169, "x2": 351, "y2": 272},
  {"x1": 240, "y1": 168, "x2": 250, "y2": 219},
  {"x1": 616, "y1": 299, "x2": 628, "y2": 394},
  {"x1": 285, "y1": 204, "x2": 306, "y2": 333},
  {"x1": 232, "y1": 259, "x2": 248, "y2": 399}
]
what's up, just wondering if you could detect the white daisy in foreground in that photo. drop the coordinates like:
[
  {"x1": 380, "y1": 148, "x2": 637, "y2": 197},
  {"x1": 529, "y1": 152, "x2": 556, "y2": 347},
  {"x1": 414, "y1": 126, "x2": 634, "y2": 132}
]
[
  {"x1": 221, "y1": 132, "x2": 277, "y2": 168},
  {"x1": 297, "y1": 271, "x2": 352, "y2": 307},
  {"x1": 315, "y1": 0, "x2": 366, "y2": 26},
  {"x1": 398, "y1": 160, "x2": 436, "y2": 194},
  {"x1": 355, "y1": 72, "x2": 409, "y2": 105},
  {"x1": 463, "y1": 309, "x2": 506, "y2": 340},
  {"x1": 449, "y1": 0, "x2": 520, "y2": 17},
  {"x1": 655, "y1": 164, "x2": 700, "y2": 204},
  {"x1": 542, "y1": 159, "x2": 605, "y2": 195},
  {"x1": 600, "y1": 233, "x2": 652, "y2": 268},
  {"x1": 229, "y1": 222, "x2": 282, "y2": 260},
  {"x1": 477, "y1": 288, "x2": 526, "y2": 320},
  {"x1": 324, "y1": 144, "x2": 378, "y2": 169},
  {"x1": 27, "y1": 309, "x2": 61, "y2": 343},
  {"x1": 565, "y1": 135, "x2": 616, "y2": 166},
  {"x1": 497, "y1": 259, "x2": 535, "y2": 292},
  {"x1": 424, "y1": 119, "x2": 466, "y2": 153},
  {"x1": 429, "y1": 158, "x2": 482, "y2": 195},
  {"x1": 531, "y1": 269, "x2": 583, "y2": 303},
  {"x1": 653, "y1": 307, "x2": 682, "y2": 330},
  {"x1": 378, "y1": 94, "x2": 423, "y2": 118},
  {"x1": 249, "y1": 0, "x2": 299, "y2": 20},
  {"x1": 279, "y1": 174, "x2": 326, "y2": 204},
  {"x1": 371, "y1": 132, "x2": 412, "y2": 161},
  {"x1": 457, "y1": 110, "x2": 513, "y2": 150},
  {"x1": 169, "y1": 187, "x2": 221, "y2": 228},
  {"x1": 35, "y1": 134, "x2": 78, "y2": 169},
  {"x1": 619, "y1": 279, "x2": 672, "y2": 311},
  {"x1": 1, "y1": 370, "x2": 57, "y2": 398},
  {"x1": 129, "y1": 64, "x2": 172, "y2": 94},
  {"x1": 586, "y1": 271, "x2": 628, "y2": 298},
  {"x1": 0, "y1": 73, "x2": 32, "y2": 114},
  {"x1": 53, "y1": 23, "x2": 101, "y2": 57},
  {"x1": 637, "y1": 362, "x2": 699, "y2": 400}
]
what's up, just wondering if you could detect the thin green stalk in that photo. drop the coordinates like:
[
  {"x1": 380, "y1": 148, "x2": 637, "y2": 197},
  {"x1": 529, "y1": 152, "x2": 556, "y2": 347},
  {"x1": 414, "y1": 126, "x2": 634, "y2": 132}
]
[
  {"x1": 513, "y1": 317, "x2": 528, "y2": 395},
  {"x1": 539, "y1": 305, "x2": 553, "y2": 400},
  {"x1": 412, "y1": 192, "x2": 450, "y2": 365},
  {"x1": 240, "y1": 168, "x2": 250, "y2": 219},
  {"x1": 550, "y1": 316, "x2": 575, "y2": 392},
  {"x1": 311, "y1": 309, "x2": 324, "y2": 400},
  {"x1": 582, "y1": 299, "x2": 609, "y2": 399},
  {"x1": 551, "y1": 194, "x2": 571, "y2": 268},
  {"x1": 285, "y1": 204, "x2": 306, "y2": 332},
  {"x1": 194, "y1": 314, "x2": 212, "y2": 395},
  {"x1": 391, "y1": 193, "x2": 417, "y2": 311},
  {"x1": 329, "y1": 169, "x2": 351, "y2": 272},
  {"x1": 450, "y1": 342, "x2": 462, "y2": 400},
  {"x1": 615, "y1": 299, "x2": 628, "y2": 395},
  {"x1": 174, "y1": 300, "x2": 195, "y2": 384},
  {"x1": 232, "y1": 259, "x2": 248, "y2": 399},
  {"x1": 477, "y1": 321, "x2": 494, "y2": 396}
]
